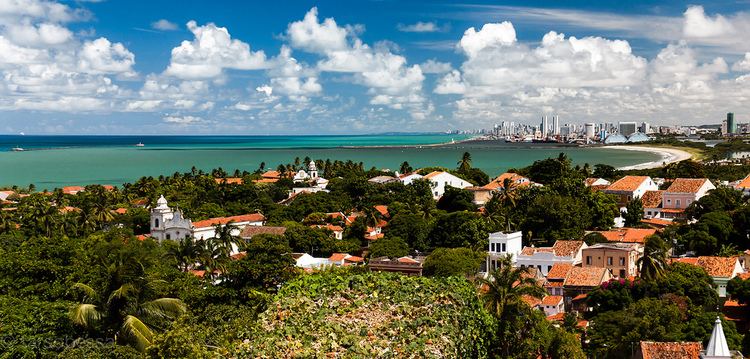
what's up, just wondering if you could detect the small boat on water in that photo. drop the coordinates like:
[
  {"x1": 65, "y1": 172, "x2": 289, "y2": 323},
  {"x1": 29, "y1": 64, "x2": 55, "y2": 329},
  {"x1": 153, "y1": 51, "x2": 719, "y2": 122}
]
[
  {"x1": 135, "y1": 142, "x2": 145, "y2": 147},
  {"x1": 11, "y1": 146, "x2": 24, "y2": 152}
]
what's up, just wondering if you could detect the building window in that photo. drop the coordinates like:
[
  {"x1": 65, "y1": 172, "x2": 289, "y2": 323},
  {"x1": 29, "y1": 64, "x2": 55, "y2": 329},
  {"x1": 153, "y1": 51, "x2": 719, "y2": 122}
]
[
  {"x1": 607, "y1": 257, "x2": 613, "y2": 265},
  {"x1": 620, "y1": 269, "x2": 626, "y2": 278},
  {"x1": 619, "y1": 257, "x2": 625, "y2": 266},
  {"x1": 676, "y1": 199, "x2": 681, "y2": 207},
  {"x1": 501, "y1": 243, "x2": 506, "y2": 252},
  {"x1": 547, "y1": 265, "x2": 552, "y2": 273},
  {"x1": 166, "y1": 234, "x2": 171, "y2": 240},
  {"x1": 667, "y1": 199, "x2": 671, "y2": 203},
  {"x1": 586, "y1": 256, "x2": 592, "y2": 265},
  {"x1": 155, "y1": 218, "x2": 159, "y2": 227},
  {"x1": 491, "y1": 243, "x2": 495, "y2": 252}
]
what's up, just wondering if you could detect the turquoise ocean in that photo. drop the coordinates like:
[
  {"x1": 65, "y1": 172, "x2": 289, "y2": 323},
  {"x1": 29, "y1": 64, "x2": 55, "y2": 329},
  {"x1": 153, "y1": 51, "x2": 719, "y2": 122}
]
[{"x1": 0, "y1": 134, "x2": 662, "y2": 190}]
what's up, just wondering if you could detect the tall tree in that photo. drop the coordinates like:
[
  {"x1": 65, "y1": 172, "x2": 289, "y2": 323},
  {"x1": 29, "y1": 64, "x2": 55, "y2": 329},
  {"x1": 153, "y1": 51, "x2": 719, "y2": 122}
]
[
  {"x1": 637, "y1": 235, "x2": 669, "y2": 281},
  {"x1": 623, "y1": 198, "x2": 643, "y2": 227}
]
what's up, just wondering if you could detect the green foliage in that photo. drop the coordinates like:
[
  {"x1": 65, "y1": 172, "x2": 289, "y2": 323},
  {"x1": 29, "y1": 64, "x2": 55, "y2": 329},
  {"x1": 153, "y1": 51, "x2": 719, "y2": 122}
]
[
  {"x1": 429, "y1": 211, "x2": 488, "y2": 249},
  {"x1": 368, "y1": 236, "x2": 409, "y2": 258},
  {"x1": 225, "y1": 234, "x2": 299, "y2": 293},
  {"x1": 231, "y1": 270, "x2": 494, "y2": 358},
  {"x1": 623, "y1": 198, "x2": 644, "y2": 227},
  {"x1": 422, "y1": 247, "x2": 484, "y2": 277},
  {"x1": 436, "y1": 186, "x2": 477, "y2": 212},
  {"x1": 385, "y1": 213, "x2": 431, "y2": 251},
  {"x1": 728, "y1": 276, "x2": 750, "y2": 304}
]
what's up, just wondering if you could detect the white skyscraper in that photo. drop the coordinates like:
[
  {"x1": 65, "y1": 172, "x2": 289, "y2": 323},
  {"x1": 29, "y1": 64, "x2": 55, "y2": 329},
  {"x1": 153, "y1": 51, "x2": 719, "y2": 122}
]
[
  {"x1": 541, "y1": 115, "x2": 548, "y2": 136},
  {"x1": 552, "y1": 115, "x2": 560, "y2": 135}
]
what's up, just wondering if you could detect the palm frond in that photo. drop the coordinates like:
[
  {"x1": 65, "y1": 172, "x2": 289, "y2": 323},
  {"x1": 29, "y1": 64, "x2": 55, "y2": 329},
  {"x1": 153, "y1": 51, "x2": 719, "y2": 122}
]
[
  {"x1": 121, "y1": 315, "x2": 154, "y2": 352},
  {"x1": 69, "y1": 303, "x2": 102, "y2": 327},
  {"x1": 107, "y1": 283, "x2": 136, "y2": 305},
  {"x1": 71, "y1": 282, "x2": 99, "y2": 302},
  {"x1": 140, "y1": 297, "x2": 186, "y2": 319}
]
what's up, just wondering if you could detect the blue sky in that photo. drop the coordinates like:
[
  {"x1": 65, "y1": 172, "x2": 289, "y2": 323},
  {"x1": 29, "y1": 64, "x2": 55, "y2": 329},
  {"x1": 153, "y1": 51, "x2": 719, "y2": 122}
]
[{"x1": 2, "y1": 0, "x2": 750, "y2": 134}]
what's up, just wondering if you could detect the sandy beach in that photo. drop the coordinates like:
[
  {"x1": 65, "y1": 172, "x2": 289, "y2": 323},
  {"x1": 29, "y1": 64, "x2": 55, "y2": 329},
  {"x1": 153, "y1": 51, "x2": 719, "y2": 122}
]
[{"x1": 610, "y1": 145, "x2": 694, "y2": 170}]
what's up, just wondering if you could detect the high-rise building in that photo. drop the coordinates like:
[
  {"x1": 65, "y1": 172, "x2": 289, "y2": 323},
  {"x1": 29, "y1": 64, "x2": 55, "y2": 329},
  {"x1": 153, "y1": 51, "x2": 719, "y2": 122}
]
[
  {"x1": 585, "y1": 123, "x2": 595, "y2": 138},
  {"x1": 618, "y1": 121, "x2": 637, "y2": 137},
  {"x1": 541, "y1": 115, "x2": 548, "y2": 136},
  {"x1": 640, "y1": 122, "x2": 650, "y2": 134},
  {"x1": 552, "y1": 115, "x2": 560, "y2": 135},
  {"x1": 727, "y1": 113, "x2": 736, "y2": 134}
]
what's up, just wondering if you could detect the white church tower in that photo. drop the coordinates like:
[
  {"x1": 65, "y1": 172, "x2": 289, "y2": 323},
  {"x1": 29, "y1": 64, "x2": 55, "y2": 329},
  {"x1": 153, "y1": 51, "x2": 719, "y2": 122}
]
[
  {"x1": 701, "y1": 316, "x2": 733, "y2": 359},
  {"x1": 309, "y1": 161, "x2": 318, "y2": 179},
  {"x1": 150, "y1": 195, "x2": 192, "y2": 241}
]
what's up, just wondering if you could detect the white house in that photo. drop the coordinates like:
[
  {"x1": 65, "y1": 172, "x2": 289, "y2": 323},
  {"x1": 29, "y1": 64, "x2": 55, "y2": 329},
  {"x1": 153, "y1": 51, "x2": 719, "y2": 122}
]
[
  {"x1": 516, "y1": 240, "x2": 587, "y2": 276},
  {"x1": 584, "y1": 178, "x2": 611, "y2": 187},
  {"x1": 540, "y1": 295, "x2": 564, "y2": 317},
  {"x1": 150, "y1": 195, "x2": 265, "y2": 247},
  {"x1": 398, "y1": 172, "x2": 424, "y2": 185},
  {"x1": 423, "y1": 171, "x2": 473, "y2": 199},
  {"x1": 486, "y1": 231, "x2": 523, "y2": 272}
]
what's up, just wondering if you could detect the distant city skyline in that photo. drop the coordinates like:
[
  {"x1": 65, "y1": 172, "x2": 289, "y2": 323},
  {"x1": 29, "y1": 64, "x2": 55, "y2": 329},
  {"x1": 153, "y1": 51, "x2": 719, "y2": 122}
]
[{"x1": 1, "y1": 0, "x2": 750, "y2": 134}]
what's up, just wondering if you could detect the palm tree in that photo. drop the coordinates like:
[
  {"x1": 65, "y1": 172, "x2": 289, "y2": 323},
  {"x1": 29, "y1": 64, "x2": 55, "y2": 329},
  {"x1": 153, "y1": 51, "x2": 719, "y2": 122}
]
[
  {"x1": 168, "y1": 236, "x2": 205, "y2": 272},
  {"x1": 213, "y1": 222, "x2": 240, "y2": 257},
  {"x1": 399, "y1": 161, "x2": 413, "y2": 174},
  {"x1": 69, "y1": 253, "x2": 186, "y2": 351},
  {"x1": 478, "y1": 255, "x2": 546, "y2": 319},
  {"x1": 637, "y1": 235, "x2": 669, "y2": 280},
  {"x1": 457, "y1": 152, "x2": 472, "y2": 171}
]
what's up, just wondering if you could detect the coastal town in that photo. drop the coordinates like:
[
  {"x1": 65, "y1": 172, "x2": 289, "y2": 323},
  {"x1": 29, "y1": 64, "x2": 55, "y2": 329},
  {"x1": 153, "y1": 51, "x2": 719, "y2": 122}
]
[{"x1": 3, "y1": 141, "x2": 750, "y2": 357}]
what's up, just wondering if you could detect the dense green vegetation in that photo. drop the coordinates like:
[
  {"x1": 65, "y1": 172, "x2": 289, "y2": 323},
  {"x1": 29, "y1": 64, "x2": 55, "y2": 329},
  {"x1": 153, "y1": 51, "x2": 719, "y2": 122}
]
[{"x1": 2, "y1": 150, "x2": 750, "y2": 357}]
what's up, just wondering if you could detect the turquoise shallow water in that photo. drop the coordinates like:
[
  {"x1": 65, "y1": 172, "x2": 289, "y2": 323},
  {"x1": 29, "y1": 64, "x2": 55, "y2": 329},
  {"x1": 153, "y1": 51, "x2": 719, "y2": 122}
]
[{"x1": 0, "y1": 134, "x2": 661, "y2": 190}]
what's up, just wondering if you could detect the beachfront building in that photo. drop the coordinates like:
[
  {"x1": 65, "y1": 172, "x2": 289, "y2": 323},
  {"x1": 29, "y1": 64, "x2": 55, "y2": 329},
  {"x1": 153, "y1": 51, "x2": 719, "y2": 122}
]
[
  {"x1": 485, "y1": 231, "x2": 523, "y2": 273},
  {"x1": 581, "y1": 242, "x2": 643, "y2": 278},
  {"x1": 423, "y1": 171, "x2": 473, "y2": 199},
  {"x1": 516, "y1": 240, "x2": 586, "y2": 276},
  {"x1": 603, "y1": 175, "x2": 658, "y2": 207},
  {"x1": 150, "y1": 195, "x2": 264, "y2": 244}
]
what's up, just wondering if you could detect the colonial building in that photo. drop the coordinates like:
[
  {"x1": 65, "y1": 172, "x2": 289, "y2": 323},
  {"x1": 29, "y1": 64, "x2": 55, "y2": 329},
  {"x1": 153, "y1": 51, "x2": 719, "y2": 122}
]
[
  {"x1": 485, "y1": 231, "x2": 523, "y2": 273},
  {"x1": 150, "y1": 195, "x2": 265, "y2": 243},
  {"x1": 562, "y1": 266, "x2": 612, "y2": 310},
  {"x1": 582, "y1": 242, "x2": 643, "y2": 278},
  {"x1": 517, "y1": 240, "x2": 586, "y2": 276},
  {"x1": 672, "y1": 256, "x2": 744, "y2": 297},
  {"x1": 661, "y1": 178, "x2": 715, "y2": 220}
]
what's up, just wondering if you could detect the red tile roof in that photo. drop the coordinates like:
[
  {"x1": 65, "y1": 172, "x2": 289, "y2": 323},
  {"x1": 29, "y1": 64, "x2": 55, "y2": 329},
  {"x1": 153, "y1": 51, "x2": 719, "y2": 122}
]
[
  {"x1": 373, "y1": 205, "x2": 389, "y2": 217},
  {"x1": 547, "y1": 263, "x2": 573, "y2": 281},
  {"x1": 641, "y1": 190, "x2": 664, "y2": 208},
  {"x1": 606, "y1": 176, "x2": 651, "y2": 192},
  {"x1": 311, "y1": 224, "x2": 344, "y2": 232},
  {"x1": 62, "y1": 186, "x2": 85, "y2": 194},
  {"x1": 215, "y1": 177, "x2": 244, "y2": 185},
  {"x1": 552, "y1": 240, "x2": 584, "y2": 257},
  {"x1": 564, "y1": 267, "x2": 609, "y2": 287},
  {"x1": 521, "y1": 294, "x2": 542, "y2": 308},
  {"x1": 598, "y1": 228, "x2": 657, "y2": 244},
  {"x1": 541, "y1": 295, "x2": 563, "y2": 306},
  {"x1": 672, "y1": 256, "x2": 740, "y2": 278},
  {"x1": 666, "y1": 178, "x2": 710, "y2": 193},
  {"x1": 113, "y1": 208, "x2": 128, "y2": 215},
  {"x1": 639, "y1": 341, "x2": 702, "y2": 359},
  {"x1": 261, "y1": 170, "x2": 281, "y2": 179},
  {"x1": 239, "y1": 226, "x2": 287, "y2": 238},
  {"x1": 483, "y1": 172, "x2": 530, "y2": 190},
  {"x1": 192, "y1": 213, "x2": 265, "y2": 229}
]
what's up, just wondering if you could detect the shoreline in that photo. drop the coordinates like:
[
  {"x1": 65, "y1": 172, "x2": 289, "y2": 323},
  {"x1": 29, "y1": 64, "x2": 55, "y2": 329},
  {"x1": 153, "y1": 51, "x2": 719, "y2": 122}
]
[{"x1": 608, "y1": 145, "x2": 694, "y2": 170}]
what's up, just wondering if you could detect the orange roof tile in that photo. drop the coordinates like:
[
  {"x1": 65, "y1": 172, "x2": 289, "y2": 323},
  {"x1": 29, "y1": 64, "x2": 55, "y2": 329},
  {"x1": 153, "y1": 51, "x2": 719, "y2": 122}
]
[
  {"x1": 189, "y1": 270, "x2": 206, "y2": 278},
  {"x1": 641, "y1": 190, "x2": 664, "y2": 208},
  {"x1": 606, "y1": 176, "x2": 651, "y2": 192},
  {"x1": 62, "y1": 186, "x2": 85, "y2": 194},
  {"x1": 192, "y1": 213, "x2": 265, "y2": 229},
  {"x1": 738, "y1": 272, "x2": 750, "y2": 280},
  {"x1": 373, "y1": 205, "x2": 389, "y2": 217},
  {"x1": 541, "y1": 295, "x2": 563, "y2": 306},
  {"x1": 547, "y1": 263, "x2": 573, "y2": 280},
  {"x1": 521, "y1": 246, "x2": 554, "y2": 256},
  {"x1": 231, "y1": 252, "x2": 247, "y2": 260},
  {"x1": 639, "y1": 341, "x2": 702, "y2": 359},
  {"x1": 641, "y1": 218, "x2": 674, "y2": 227},
  {"x1": 584, "y1": 177, "x2": 608, "y2": 186},
  {"x1": 239, "y1": 226, "x2": 287, "y2": 238},
  {"x1": 329, "y1": 253, "x2": 348, "y2": 261},
  {"x1": 311, "y1": 224, "x2": 344, "y2": 232},
  {"x1": 552, "y1": 240, "x2": 584, "y2": 257},
  {"x1": 423, "y1": 171, "x2": 443, "y2": 179},
  {"x1": 253, "y1": 178, "x2": 279, "y2": 184},
  {"x1": 674, "y1": 256, "x2": 740, "y2": 278},
  {"x1": 564, "y1": 267, "x2": 608, "y2": 287},
  {"x1": 397, "y1": 256, "x2": 420, "y2": 263},
  {"x1": 521, "y1": 294, "x2": 542, "y2": 308},
  {"x1": 598, "y1": 228, "x2": 657, "y2": 244},
  {"x1": 666, "y1": 178, "x2": 710, "y2": 193},
  {"x1": 261, "y1": 170, "x2": 281, "y2": 179},
  {"x1": 483, "y1": 172, "x2": 530, "y2": 190},
  {"x1": 114, "y1": 208, "x2": 128, "y2": 215},
  {"x1": 215, "y1": 177, "x2": 244, "y2": 185}
]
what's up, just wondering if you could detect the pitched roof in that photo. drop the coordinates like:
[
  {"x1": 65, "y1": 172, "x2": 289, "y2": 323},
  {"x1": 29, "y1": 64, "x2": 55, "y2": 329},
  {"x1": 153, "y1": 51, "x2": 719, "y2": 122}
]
[
  {"x1": 546, "y1": 263, "x2": 573, "y2": 281},
  {"x1": 606, "y1": 175, "x2": 651, "y2": 192},
  {"x1": 639, "y1": 341, "x2": 702, "y2": 359},
  {"x1": 552, "y1": 240, "x2": 584, "y2": 257},
  {"x1": 239, "y1": 225, "x2": 287, "y2": 238},
  {"x1": 735, "y1": 174, "x2": 750, "y2": 189},
  {"x1": 373, "y1": 205, "x2": 389, "y2": 217},
  {"x1": 113, "y1": 207, "x2": 128, "y2": 215},
  {"x1": 192, "y1": 213, "x2": 265, "y2": 229},
  {"x1": 598, "y1": 228, "x2": 657, "y2": 244},
  {"x1": 215, "y1": 177, "x2": 243, "y2": 185},
  {"x1": 564, "y1": 267, "x2": 609, "y2": 287},
  {"x1": 483, "y1": 172, "x2": 530, "y2": 190},
  {"x1": 666, "y1": 178, "x2": 710, "y2": 193},
  {"x1": 521, "y1": 294, "x2": 542, "y2": 308},
  {"x1": 584, "y1": 177, "x2": 610, "y2": 186},
  {"x1": 641, "y1": 190, "x2": 664, "y2": 208},
  {"x1": 521, "y1": 246, "x2": 554, "y2": 256},
  {"x1": 311, "y1": 224, "x2": 344, "y2": 232},
  {"x1": 541, "y1": 295, "x2": 563, "y2": 306},
  {"x1": 62, "y1": 186, "x2": 85, "y2": 194},
  {"x1": 673, "y1": 256, "x2": 740, "y2": 278},
  {"x1": 261, "y1": 170, "x2": 281, "y2": 179},
  {"x1": 423, "y1": 171, "x2": 444, "y2": 179}
]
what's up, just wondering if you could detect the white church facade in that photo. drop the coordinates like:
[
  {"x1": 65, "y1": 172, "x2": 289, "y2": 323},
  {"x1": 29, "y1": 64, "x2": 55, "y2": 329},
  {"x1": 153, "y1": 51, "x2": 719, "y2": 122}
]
[{"x1": 150, "y1": 195, "x2": 265, "y2": 242}]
